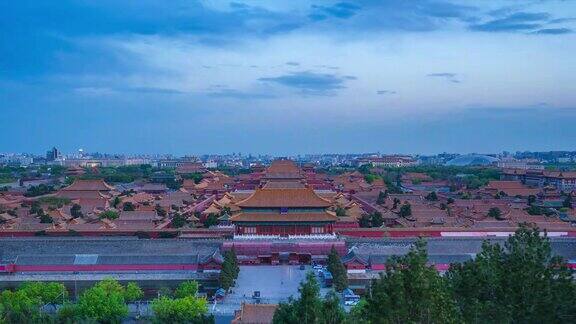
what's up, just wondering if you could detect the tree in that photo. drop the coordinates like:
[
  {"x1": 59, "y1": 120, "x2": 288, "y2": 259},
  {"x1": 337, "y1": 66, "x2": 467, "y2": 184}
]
[
  {"x1": 122, "y1": 202, "x2": 135, "y2": 211},
  {"x1": 19, "y1": 281, "x2": 68, "y2": 305},
  {"x1": 39, "y1": 213, "x2": 53, "y2": 223},
  {"x1": 425, "y1": 191, "x2": 438, "y2": 201},
  {"x1": 175, "y1": 281, "x2": 199, "y2": 298},
  {"x1": 327, "y1": 246, "x2": 348, "y2": 292},
  {"x1": 171, "y1": 213, "x2": 187, "y2": 228},
  {"x1": 347, "y1": 299, "x2": 369, "y2": 324},
  {"x1": 29, "y1": 201, "x2": 41, "y2": 215},
  {"x1": 398, "y1": 203, "x2": 412, "y2": 218},
  {"x1": 392, "y1": 198, "x2": 401, "y2": 209},
  {"x1": 203, "y1": 213, "x2": 219, "y2": 228},
  {"x1": 376, "y1": 191, "x2": 388, "y2": 205},
  {"x1": 335, "y1": 206, "x2": 347, "y2": 217},
  {"x1": 370, "y1": 212, "x2": 383, "y2": 227},
  {"x1": 447, "y1": 225, "x2": 576, "y2": 323},
  {"x1": 155, "y1": 204, "x2": 167, "y2": 217},
  {"x1": 151, "y1": 296, "x2": 209, "y2": 324},
  {"x1": 528, "y1": 195, "x2": 537, "y2": 205},
  {"x1": 99, "y1": 210, "x2": 119, "y2": 220},
  {"x1": 295, "y1": 272, "x2": 323, "y2": 323},
  {"x1": 320, "y1": 291, "x2": 346, "y2": 324},
  {"x1": 112, "y1": 196, "x2": 121, "y2": 208},
  {"x1": 220, "y1": 250, "x2": 238, "y2": 290},
  {"x1": 75, "y1": 278, "x2": 129, "y2": 323},
  {"x1": 359, "y1": 214, "x2": 371, "y2": 228},
  {"x1": 273, "y1": 272, "x2": 345, "y2": 324},
  {"x1": 487, "y1": 207, "x2": 502, "y2": 220},
  {"x1": 365, "y1": 240, "x2": 461, "y2": 324},
  {"x1": 447, "y1": 197, "x2": 455, "y2": 204},
  {"x1": 563, "y1": 195, "x2": 573, "y2": 208},
  {"x1": 124, "y1": 282, "x2": 144, "y2": 302},
  {"x1": 70, "y1": 203, "x2": 83, "y2": 218},
  {"x1": 0, "y1": 290, "x2": 45, "y2": 323}
]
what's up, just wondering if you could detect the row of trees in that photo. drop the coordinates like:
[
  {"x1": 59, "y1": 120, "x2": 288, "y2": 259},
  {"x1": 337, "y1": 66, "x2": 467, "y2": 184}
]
[
  {"x1": 275, "y1": 226, "x2": 576, "y2": 323},
  {"x1": 0, "y1": 279, "x2": 210, "y2": 323}
]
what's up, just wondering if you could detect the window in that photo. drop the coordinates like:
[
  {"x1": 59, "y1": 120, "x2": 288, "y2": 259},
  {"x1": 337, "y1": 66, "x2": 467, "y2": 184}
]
[{"x1": 311, "y1": 226, "x2": 324, "y2": 234}]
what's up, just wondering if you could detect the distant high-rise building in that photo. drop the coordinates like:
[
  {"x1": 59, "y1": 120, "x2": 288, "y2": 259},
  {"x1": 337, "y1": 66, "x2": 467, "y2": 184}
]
[{"x1": 46, "y1": 147, "x2": 59, "y2": 161}]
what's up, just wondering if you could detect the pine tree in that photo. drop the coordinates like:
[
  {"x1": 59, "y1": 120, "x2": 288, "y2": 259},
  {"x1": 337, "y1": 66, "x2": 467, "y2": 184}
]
[
  {"x1": 365, "y1": 239, "x2": 461, "y2": 324},
  {"x1": 219, "y1": 251, "x2": 236, "y2": 290},
  {"x1": 327, "y1": 246, "x2": 348, "y2": 292}
]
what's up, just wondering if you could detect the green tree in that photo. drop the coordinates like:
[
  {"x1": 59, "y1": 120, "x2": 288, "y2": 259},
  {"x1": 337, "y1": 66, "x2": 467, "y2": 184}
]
[
  {"x1": 122, "y1": 202, "x2": 136, "y2": 211},
  {"x1": 112, "y1": 196, "x2": 121, "y2": 208},
  {"x1": 448, "y1": 225, "x2": 576, "y2": 323},
  {"x1": 0, "y1": 290, "x2": 45, "y2": 323},
  {"x1": 203, "y1": 213, "x2": 219, "y2": 228},
  {"x1": 371, "y1": 212, "x2": 383, "y2": 227},
  {"x1": 327, "y1": 246, "x2": 348, "y2": 292},
  {"x1": 39, "y1": 213, "x2": 53, "y2": 223},
  {"x1": 346, "y1": 299, "x2": 369, "y2": 324},
  {"x1": 75, "y1": 278, "x2": 128, "y2": 323},
  {"x1": 171, "y1": 213, "x2": 187, "y2": 228},
  {"x1": 19, "y1": 281, "x2": 68, "y2": 305},
  {"x1": 295, "y1": 272, "x2": 323, "y2": 323},
  {"x1": 376, "y1": 191, "x2": 388, "y2": 205},
  {"x1": 392, "y1": 198, "x2": 400, "y2": 209},
  {"x1": 365, "y1": 240, "x2": 460, "y2": 324},
  {"x1": 425, "y1": 191, "x2": 438, "y2": 201},
  {"x1": 320, "y1": 291, "x2": 346, "y2": 324},
  {"x1": 70, "y1": 203, "x2": 83, "y2": 218},
  {"x1": 359, "y1": 214, "x2": 371, "y2": 228},
  {"x1": 151, "y1": 296, "x2": 209, "y2": 324},
  {"x1": 398, "y1": 203, "x2": 412, "y2": 218},
  {"x1": 527, "y1": 194, "x2": 537, "y2": 205},
  {"x1": 335, "y1": 207, "x2": 347, "y2": 217},
  {"x1": 124, "y1": 282, "x2": 144, "y2": 302},
  {"x1": 99, "y1": 210, "x2": 119, "y2": 220},
  {"x1": 563, "y1": 195, "x2": 572, "y2": 208},
  {"x1": 273, "y1": 272, "x2": 343, "y2": 324},
  {"x1": 219, "y1": 251, "x2": 237, "y2": 290},
  {"x1": 487, "y1": 207, "x2": 502, "y2": 219},
  {"x1": 175, "y1": 281, "x2": 199, "y2": 298}
]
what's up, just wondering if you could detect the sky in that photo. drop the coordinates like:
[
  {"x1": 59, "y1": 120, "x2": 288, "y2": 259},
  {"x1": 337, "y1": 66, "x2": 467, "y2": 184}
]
[{"x1": 1, "y1": 0, "x2": 575, "y2": 155}]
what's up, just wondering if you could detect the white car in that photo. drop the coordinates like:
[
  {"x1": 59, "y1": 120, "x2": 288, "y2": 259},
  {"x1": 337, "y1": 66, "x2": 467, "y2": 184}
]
[
  {"x1": 345, "y1": 299, "x2": 360, "y2": 306},
  {"x1": 312, "y1": 264, "x2": 323, "y2": 270}
]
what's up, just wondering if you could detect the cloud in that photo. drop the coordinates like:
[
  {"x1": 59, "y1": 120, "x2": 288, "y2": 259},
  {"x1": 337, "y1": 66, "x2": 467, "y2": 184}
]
[
  {"x1": 427, "y1": 73, "x2": 461, "y2": 83},
  {"x1": 376, "y1": 90, "x2": 396, "y2": 95},
  {"x1": 532, "y1": 28, "x2": 573, "y2": 35},
  {"x1": 286, "y1": 61, "x2": 300, "y2": 66},
  {"x1": 469, "y1": 12, "x2": 549, "y2": 32},
  {"x1": 469, "y1": 10, "x2": 573, "y2": 35},
  {"x1": 309, "y1": 2, "x2": 362, "y2": 21},
  {"x1": 207, "y1": 88, "x2": 275, "y2": 99},
  {"x1": 258, "y1": 71, "x2": 355, "y2": 95}
]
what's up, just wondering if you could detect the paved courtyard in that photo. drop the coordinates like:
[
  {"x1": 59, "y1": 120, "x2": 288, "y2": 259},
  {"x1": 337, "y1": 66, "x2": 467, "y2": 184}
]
[{"x1": 211, "y1": 265, "x2": 328, "y2": 315}]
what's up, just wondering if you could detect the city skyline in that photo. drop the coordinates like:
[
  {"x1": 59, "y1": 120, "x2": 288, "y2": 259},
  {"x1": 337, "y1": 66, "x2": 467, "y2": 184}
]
[{"x1": 2, "y1": 0, "x2": 576, "y2": 155}]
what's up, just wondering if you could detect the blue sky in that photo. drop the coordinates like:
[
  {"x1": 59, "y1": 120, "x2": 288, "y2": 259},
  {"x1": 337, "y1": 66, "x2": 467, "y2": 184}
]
[{"x1": 1, "y1": 0, "x2": 575, "y2": 155}]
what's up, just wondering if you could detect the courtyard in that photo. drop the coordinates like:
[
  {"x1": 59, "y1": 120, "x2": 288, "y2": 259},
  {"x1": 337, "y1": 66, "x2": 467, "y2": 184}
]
[{"x1": 211, "y1": 265, "x2": 330, "y2": 315}]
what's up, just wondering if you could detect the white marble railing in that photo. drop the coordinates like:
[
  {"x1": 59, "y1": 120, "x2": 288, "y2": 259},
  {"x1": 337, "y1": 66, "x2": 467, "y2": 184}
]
[{"x1": 233, "y1": 234, "x2": 337, "y2": 240}]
